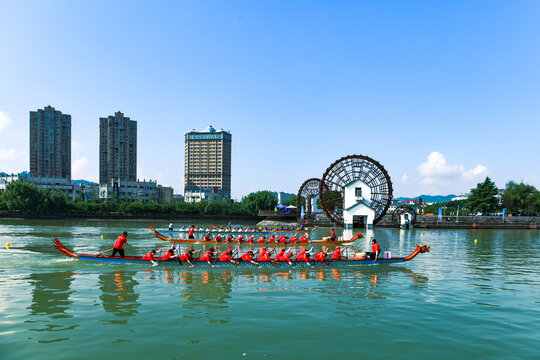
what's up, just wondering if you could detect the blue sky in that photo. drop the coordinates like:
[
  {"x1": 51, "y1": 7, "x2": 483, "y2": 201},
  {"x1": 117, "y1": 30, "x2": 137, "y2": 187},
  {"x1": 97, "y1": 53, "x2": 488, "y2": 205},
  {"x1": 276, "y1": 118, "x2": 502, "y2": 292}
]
[{"x1": 1, "y1": 1, "x2": 539, "y2": 199}]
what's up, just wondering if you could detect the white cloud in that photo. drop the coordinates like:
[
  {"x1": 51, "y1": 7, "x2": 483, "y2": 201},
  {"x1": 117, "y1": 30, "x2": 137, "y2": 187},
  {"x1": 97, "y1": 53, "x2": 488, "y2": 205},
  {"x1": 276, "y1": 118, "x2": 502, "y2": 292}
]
[
  {"x1": 72, "y1": 157, "x2": 89, "y2": 178},
  {"x1": 401, "y1": 174, "x2": 408, "y2": 184},
  {"x1": 414, "y1": 152, "x2": 490, "y2": 193},
  {"x1": 0, "y1": 111, "x2": 13, "y2": 131}
]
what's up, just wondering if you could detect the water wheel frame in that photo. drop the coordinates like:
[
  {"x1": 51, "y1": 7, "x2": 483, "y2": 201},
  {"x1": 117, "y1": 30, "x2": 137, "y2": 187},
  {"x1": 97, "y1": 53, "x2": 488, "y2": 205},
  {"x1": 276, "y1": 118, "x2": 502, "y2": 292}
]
[
  {"x1": 391, "y1": 205, "x2": 417, "y2": 227},
  {"x1": 319, "y1": 154, "x2": 393, "y2": 227},
  {"x1": 296, "y1": 178, "x2": 321, "y2": 219}
]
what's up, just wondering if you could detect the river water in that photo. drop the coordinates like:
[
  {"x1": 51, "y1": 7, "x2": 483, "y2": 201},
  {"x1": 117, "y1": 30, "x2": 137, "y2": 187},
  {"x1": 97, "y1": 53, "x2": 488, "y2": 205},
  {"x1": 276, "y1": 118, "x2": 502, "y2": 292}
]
[{"x1": 0, "y1": 219, "x2": 538, "y2": 359}]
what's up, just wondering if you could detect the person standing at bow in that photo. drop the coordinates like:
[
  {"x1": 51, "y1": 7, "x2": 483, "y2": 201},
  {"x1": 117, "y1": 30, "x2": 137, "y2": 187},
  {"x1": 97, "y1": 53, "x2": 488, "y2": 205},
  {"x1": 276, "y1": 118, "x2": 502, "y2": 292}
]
[
  {"x1": 111, "y1": 232, "x2": 128, "y2": 258},
  {"x1": 188, "y1": 225, "x2": 195, "y2": 239},
  {"x1": 168, "y1": 223, "x2": 174, "y2": 231},
  {"x1": 330, "y1": 228, "x2": 336, "y2": 241}
]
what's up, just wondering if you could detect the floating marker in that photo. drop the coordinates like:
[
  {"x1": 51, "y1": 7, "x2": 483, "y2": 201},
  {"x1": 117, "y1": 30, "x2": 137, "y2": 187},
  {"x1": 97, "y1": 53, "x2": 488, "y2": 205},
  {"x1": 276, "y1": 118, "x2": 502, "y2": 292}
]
[
  {"x1": 474, "y1": 239, "x2": 477, "y2": 244},
  {"x1": 421, "y1": 233, "x2": 424, "y2": 236},
  {"x1": 6, "y1": 242, "x2": 10, "y2": 249},
  {"x1": 101, "y1": 235, "x2": 104, "y2": 239}
]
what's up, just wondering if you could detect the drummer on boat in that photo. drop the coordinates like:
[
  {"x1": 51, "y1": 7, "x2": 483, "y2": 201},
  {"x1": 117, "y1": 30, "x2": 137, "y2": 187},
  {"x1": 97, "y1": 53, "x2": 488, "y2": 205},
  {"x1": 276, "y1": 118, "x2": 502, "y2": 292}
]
[{"x1": 330, "y1": 228, "x2": 336, "y2": 241}]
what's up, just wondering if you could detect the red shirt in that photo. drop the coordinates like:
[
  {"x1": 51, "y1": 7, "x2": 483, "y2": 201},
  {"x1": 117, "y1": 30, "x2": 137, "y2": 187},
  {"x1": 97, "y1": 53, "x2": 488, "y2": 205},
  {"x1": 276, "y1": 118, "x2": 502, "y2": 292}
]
[
  {"x1": 188, "y1": 227, "x2": 195, "y2": 236},
  {"x1": 236, "y1": 236, "x2": 244, "y2": 242},
  {"x1": 247, "y1": 236, "x2": 254, "y2": 243},
  {"x1": 257, "y1": 251, "x2": 271, "y2": 261},
  {"x1": 226, "y1": 235, "x2": 234, "y2": 242},
  {"x1": 296, "y1": 251, "x2": 309, "y2": 262},
  {"x1": 220, "y1": 252, "x2": 232, "y2": 262},
  {"x1": 142, "y1": 251, "x2": 154, "y2": 260},
  {"x1": 372, "y1": 243, "x2": 381, "y2": 253},
  {"x1": 278, "y1": 236, "x2": 287, "y2": 243},
  {"x1": 276, "y1": 250, "x2": 286, "y2": 261},
  {"x1": 241, "y1": 253, "x2": 254, "y2": 262},
  {"x1": 314, "y1": 251, "x2": 326, "y2": 262},
  {"x1": 331, "y1": 248, "x2": 341, "y2": 260},
  {"x1": 161, "y1": 250, "x2": 174, "y2": 261},
  {"x1": 204, "y1": 234, "x2": 211, "y2": 241},
  {"x1": 215, "y1": 235, "x2": 222, "y2": 241},
  {"x1": 113, "y1": 235, "x2": 127, "y2": 249},
  {"x1": 299, "y1": 236, "x2": 307, "y2": 242},
  {"x1": 331, "y1": 230, "x2": 336, "y2": 237},
  {"x1": 199, "y1": 250, "x2": 214, "y2": 262},
  {"x1": 268, "y1": 236, "x2": 276, "y2": 243},
  {"x1": 180, "y1": 252, "x2": 193, "y2": 261}
]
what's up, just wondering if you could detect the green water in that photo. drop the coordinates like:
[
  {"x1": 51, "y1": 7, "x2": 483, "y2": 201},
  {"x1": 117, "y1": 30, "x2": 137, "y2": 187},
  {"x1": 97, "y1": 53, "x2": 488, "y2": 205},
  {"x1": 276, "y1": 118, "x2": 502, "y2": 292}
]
[{"x1": 0, "y1": 219, "x2": 539, "y2": 359}]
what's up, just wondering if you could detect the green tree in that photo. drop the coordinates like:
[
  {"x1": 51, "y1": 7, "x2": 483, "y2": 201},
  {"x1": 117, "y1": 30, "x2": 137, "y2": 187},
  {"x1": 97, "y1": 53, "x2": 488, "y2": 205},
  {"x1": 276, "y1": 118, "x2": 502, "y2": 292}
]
[
  {"x1": 44, "y1": 190, "x2": 69, "y2": 214},
  {"x1": 467, "y1": 177, "x2": 500, "y2": 214},
  {"x1": 502, "y1": 181, "x2": 539, "y2": 215},
  {"x1": 282, "y1": 195, "x2": 297, "y2": 207},
  {"x1": 2, "y1": 181, "x2": 46, "y2": 214},
  {"x1": 241, "y1": 191, "x2": 278, "y2": 216}
]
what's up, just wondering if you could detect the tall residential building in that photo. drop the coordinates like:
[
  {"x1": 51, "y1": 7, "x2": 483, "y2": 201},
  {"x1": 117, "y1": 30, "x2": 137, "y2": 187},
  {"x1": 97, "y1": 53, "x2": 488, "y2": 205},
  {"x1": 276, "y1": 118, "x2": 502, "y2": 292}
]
[
  {"x1": 29, "y1": 106, "x2": 71, "y2": 180},
  {"x1": 184, "y1": 125, "x2": 231, "y2": 202},
  {"x1": 99, "y1": 111, "x2": 137, "y2": 185}
]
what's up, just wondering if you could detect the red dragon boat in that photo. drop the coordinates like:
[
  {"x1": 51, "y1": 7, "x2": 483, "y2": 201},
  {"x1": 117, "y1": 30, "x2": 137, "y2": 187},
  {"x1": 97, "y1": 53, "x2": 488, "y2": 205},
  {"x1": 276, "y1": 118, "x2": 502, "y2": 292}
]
[
  {"x1": 149, "y1": 226, "x2": 362, "y2": 245},
  {"x1": 53, "y1": 237, "x2": 430, "y2": 269}
]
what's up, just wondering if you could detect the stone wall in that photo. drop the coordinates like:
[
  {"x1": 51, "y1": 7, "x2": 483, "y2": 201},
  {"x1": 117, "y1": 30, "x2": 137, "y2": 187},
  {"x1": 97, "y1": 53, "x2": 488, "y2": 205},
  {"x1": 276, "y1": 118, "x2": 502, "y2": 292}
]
[{"x1": 377, "y1": 215, "x2": 540, "y2": 229}]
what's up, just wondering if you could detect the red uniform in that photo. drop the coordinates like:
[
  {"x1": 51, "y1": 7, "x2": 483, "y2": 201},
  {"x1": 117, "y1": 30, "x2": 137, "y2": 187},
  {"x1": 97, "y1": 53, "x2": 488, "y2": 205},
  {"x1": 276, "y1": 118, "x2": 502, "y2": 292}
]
[
  {"x1": 142, "y1": 251, "x2": 154, "y2": 260},
  {"x1": 299, "y1": 236, "x2": 308, "y2": 242},
  {"x1": 290, "y1": 236, "x2": 297, "y2": 243},
  {"x1": 219, "y1": 249, "x2": 233, "y2": 262},
  {"x1": 372, "y1": 243, "x2": 381, "y2": 254},
  {"x1": 114, "y1": 235, "x2": 127, "y2": 249},
  {"x1": 314, "y1": 251, "x2": 326, "y2": 262},
  {"x1": 161, "y1": 250, "x2": 175, "y2": 261},
  {"x1": 268, "y1": 236, "x2": 276, "y2": 243},
  {"x1": 226, "y1": 235, "x2": 234, "y2": 242},
  {"x1": 199, "y1": 250, "x2": 214, "y2": 262},
  {"x1": 278, "y1": 236, "x2": 287, "y2": 243},
  {"x1": 257, "y1": 248, "x2": 271, "y2": 261},
  {"x1": 236, "y1": 235, "x2": 244, "y2": 242},
  {"x1": 180, "y1": 252, "x2": 193, "y2": 262},
  {"x1": 204, "y1": 234, "x2": 211, "y2": 241},
  {"x1": 296, "y1": 251, "x2": 310, "y2": 262},
  {"x1": 215, "y1": 235, "x2": 222, "y2": 241},
  {"x1": 241, "y1": 253, "x2": 254, "y2": 262},
  {"x1": 188, "y1": 227, "x2": 195, "y2": 237},
  {"x1": 247, "y1": 236, "x2": 254, "y2": 243},
  {"x1": 257, "y1": 237, "x2": 265, "y2": 243},
  {"x1": 275, "y1": 249, "x2": 286, "y2": 261},
  {"x1": 331, "y1": 248, "x2": 342, "y2": 260}
]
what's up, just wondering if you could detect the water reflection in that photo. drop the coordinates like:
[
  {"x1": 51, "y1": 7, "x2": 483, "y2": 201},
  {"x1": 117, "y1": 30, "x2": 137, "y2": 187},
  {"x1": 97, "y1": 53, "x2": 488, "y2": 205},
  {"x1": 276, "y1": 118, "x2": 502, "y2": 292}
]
[
  {"x1": 26, "y1": 271, "x2": 77, "y2": 342},
  {"x1": 98, "y1": 270, "x2": 140, "y2": 324}
]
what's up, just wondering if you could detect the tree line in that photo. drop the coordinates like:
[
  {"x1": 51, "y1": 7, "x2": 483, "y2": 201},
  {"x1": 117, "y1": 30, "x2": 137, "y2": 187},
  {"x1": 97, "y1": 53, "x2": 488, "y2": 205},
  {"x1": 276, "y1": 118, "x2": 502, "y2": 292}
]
[
  {"x1": 422, "y1": 177, "x2": 540, "y2": 216},
  {"x1": 0, "y1": 181, "x2": 281, "y2": 217}
]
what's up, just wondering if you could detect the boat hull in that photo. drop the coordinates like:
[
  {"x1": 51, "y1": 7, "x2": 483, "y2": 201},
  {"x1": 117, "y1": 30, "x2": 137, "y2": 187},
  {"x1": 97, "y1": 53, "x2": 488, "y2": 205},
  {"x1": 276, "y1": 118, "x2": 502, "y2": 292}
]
[{"x1": 77, "y1": 255, "x2": 406, "y2": 268}]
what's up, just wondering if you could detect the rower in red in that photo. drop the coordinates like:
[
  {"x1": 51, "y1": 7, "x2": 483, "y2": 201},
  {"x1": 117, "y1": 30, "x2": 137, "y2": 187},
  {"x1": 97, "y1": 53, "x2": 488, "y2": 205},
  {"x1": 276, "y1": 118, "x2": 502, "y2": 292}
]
[
  {"x1": 257, "y1": 247, "x2": 274, "y2": 262},
  {"x1": 331, "y1": 246, "x2": 348, "y2": 260},
  {"x1": 199, "y1": 248, "x2": 215, "y2": 266},
  {"x1": 246, "y1": 235, "x2": 254, "y2": 243},
  {"x1": 278, "y1": 235, "x2": 288, "y2": 243},
  {"x1": 188, "y1": 225, "x2": 195, "y2": 239},
  {"x1": 299, "y1": 235, "x2": 308, "y2": 242},
  {"x1": 296, "y1": 248, "x2": 312, "y2": 266},
  {"x1": 161, "y1": 246, "x2": 177, "y2": 261},
  {"x1": 226, "y1": 235, "x2": 234, "y2": 242},
  {"x1": 111, "y1": 232, "x2": 128, "y2": 258},
  {"x1": 268, "y1": 235, "x2": 276, "y2": 243},
  {"x1": 257, "y1": 236, "x2": 266, "y2": 243},
  {"x1": 215, "y1": 234, "x2": 223, "y2": 242},
  {"x1": 236, "y1": 235, "x2": 244, "y2": 243},
  {"x1": 219, "y1": 248, "x2": 238, "y2": 264},
  {"x1": 289, "y1": 235, "x2": 298, "y2": 243},
  {"x1": 240, "y1": 251, "x2": 259, "y2": 265},
  {"x1": 314, "y1": 248, "x2": 330, "y2": 264},
  {"x1": 180, "y1": 249, "x2": 200, "y2": 266},
  {"x1": 204, "y1": 233, "x2": 212, "y2": 241}
]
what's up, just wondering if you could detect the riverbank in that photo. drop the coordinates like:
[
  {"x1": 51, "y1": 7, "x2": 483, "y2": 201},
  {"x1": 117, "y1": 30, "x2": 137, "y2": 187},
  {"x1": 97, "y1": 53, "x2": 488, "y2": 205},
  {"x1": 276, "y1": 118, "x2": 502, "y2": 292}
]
[{"x1": 0, "y1": 212, "x2": 259, "y2": 222}]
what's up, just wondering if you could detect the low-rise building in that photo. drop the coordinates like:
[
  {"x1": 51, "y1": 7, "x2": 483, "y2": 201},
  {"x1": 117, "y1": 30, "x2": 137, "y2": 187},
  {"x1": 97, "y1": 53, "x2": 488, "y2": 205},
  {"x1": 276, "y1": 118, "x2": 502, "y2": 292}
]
[
  {"x1": 157, "y1": 185, "x2": 174, "y2": 203},
  {"x1": 185, "y1": 187, "x2": 229, "y2": 203},
  {"x1": 99, "y1": 179, "x2": 157, "y2": 202}
]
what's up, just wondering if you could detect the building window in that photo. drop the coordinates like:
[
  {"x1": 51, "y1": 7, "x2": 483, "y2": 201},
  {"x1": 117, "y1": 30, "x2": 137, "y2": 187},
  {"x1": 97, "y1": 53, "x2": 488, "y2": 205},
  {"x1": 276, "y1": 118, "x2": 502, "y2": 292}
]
[{"x1": 355, "y1": 187, "x2": 362, "y2": 198}]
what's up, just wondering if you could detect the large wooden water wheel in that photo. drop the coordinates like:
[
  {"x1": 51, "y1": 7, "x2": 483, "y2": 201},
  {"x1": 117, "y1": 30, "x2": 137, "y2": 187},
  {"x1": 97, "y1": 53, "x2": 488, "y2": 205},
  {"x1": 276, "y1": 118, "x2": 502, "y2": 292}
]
[
  {"x1": 319, "y1": 154, "x2": 393, "y2": 226},
  {"x1": 296, "y1": 178, "x2": 321, "y2": 219}
]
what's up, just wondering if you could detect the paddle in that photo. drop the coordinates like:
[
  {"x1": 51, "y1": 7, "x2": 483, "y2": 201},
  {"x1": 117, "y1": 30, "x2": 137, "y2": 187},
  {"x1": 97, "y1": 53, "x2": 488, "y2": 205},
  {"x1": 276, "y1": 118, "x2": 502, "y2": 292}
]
[{"x1": 96, "y1": 248, "x2": 113, "y2": 256}]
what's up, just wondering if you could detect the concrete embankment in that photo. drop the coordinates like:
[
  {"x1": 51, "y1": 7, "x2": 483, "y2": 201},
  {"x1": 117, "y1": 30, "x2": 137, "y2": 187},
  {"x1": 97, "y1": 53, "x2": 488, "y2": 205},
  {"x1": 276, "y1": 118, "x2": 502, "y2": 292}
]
[{"x1": 377, "y1": 215, "x2": 539, "y2": 229}]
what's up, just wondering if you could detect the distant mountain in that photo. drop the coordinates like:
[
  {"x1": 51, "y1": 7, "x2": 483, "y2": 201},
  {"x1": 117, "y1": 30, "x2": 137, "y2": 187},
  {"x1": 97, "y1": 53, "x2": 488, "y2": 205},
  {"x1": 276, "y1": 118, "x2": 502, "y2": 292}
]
[
  {"x1": 268, "y1": 191, "x2": 295, "y2": 203},
  {"x1": 395, "y1": 194, "x2": 457, "y2": 203}
]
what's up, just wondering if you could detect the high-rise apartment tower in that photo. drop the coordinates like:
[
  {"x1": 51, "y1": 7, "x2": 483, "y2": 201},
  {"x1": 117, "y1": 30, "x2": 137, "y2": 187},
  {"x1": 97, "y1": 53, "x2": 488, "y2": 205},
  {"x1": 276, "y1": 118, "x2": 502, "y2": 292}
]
[
  {"x1": 29, "y1": 106, "x2": 71, "y2": 180},
  {"x1": 184, "y1": 126, "x2": 231, "y2": 200},
  {"x1": 99, "y1": 111, "x2": 137, "y2": 185}
]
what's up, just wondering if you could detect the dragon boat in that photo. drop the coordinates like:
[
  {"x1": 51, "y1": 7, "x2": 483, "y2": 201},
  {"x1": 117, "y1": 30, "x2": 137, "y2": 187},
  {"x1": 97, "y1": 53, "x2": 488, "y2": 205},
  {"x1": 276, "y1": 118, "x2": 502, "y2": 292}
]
[
  {"x1": 149, "y1": 226, "x2": 361, "y2": 245},
  {"x1": 152, "y1": 226, "x2": 317, "y2": 234},
  {"x1": 53, "y1": 237, "x2": 430, "y2": 268}
]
